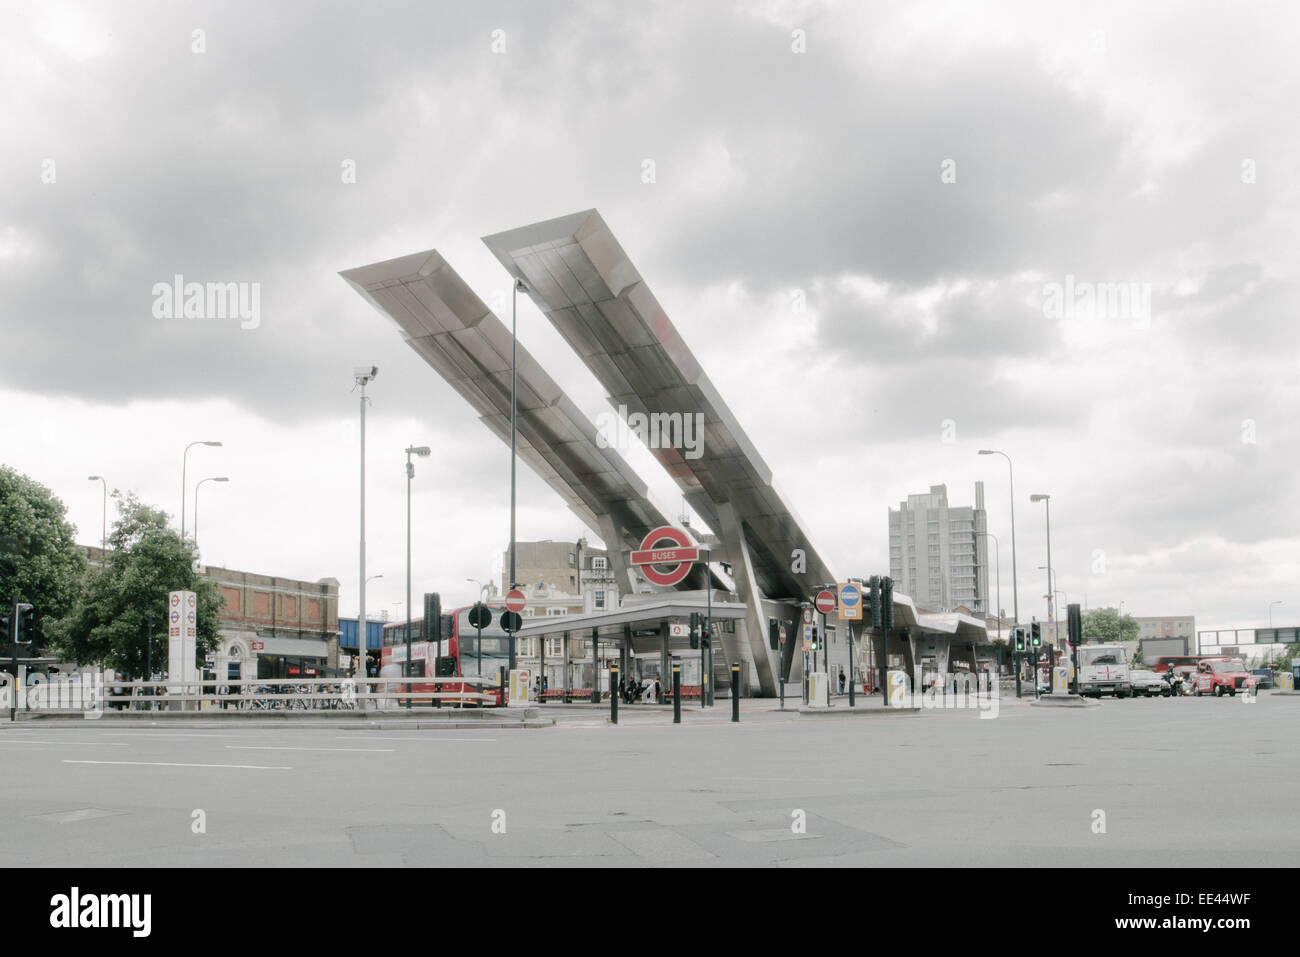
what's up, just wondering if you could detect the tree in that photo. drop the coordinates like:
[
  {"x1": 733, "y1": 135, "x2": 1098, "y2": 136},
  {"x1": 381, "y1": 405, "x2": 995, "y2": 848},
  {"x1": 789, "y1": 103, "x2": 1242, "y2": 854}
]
[
  {"x1": 0, "y1": 466, "x2": 89, "y2": 648},
  {"x1": 49, "y1": 492, "x2": 223, "y2": 676},
  {"x1": 1081, "y1": 606, "x2": 1140, "y2": 645}
]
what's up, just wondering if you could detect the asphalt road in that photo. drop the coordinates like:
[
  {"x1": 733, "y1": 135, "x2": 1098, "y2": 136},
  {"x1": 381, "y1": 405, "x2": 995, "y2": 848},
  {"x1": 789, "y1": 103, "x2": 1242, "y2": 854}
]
[{"x1": 1, "y1": 692, "x2": 1296, "y2": 866}]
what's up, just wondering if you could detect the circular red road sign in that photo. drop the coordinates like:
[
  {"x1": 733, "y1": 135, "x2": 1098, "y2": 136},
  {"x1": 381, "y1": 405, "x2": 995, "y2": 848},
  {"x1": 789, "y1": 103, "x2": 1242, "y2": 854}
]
[
  {"x1": 631, "y1": 526, "x2": 701, "y2": 587},
  {"x1": 815, "y1": 590, "x2": 837, "y2": 615},
  {"x1": 779, "y1": 625, "x2": 787, "y2": 644},
  {"x1": 505, "y1": 589, "x2": 527, "y2": 613}
]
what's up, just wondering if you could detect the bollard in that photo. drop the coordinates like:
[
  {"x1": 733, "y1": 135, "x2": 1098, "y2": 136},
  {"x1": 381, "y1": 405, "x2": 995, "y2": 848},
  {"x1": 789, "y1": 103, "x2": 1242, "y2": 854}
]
[
  {"x1": 610, "y1": 665, "x2": 619, "y2": 725},
  {"x1": 672, "y1": 663, "x2": 681, "y2": 724},
  {"x1": 499, "y1": 665, "x2": 506, "y2": 707},
  {"x1": 731, "y1": 663, "x2": 740, "y2": 722}
]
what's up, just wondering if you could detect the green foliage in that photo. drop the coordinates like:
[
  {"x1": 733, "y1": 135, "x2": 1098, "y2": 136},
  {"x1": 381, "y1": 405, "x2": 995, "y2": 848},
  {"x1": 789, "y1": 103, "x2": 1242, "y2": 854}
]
[
  {"x1": 0, "y1": 466, "x2": 89, "y2": 647},
  {"x1": 49, "y1": 492, "x2": 223, "y2": 676},
  {"x1": 1081, "y1": 606, "x2": 1140, "y2": 644}
]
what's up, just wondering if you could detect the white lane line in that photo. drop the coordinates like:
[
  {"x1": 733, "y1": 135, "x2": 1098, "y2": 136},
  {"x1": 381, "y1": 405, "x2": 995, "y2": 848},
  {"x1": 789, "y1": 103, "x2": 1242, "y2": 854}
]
[
  {"x1": 63, "y1": 760, "x2": 290, "y2": 770},
  {"x1": 225, "y1": 745, "x2": 393, "y2": 752},
  {"x1": 333, "y1": 736, "x2": 497, "y2": 742},
  {"x1": 0, "y1": 740, "x2": 129, "y2": 746}
]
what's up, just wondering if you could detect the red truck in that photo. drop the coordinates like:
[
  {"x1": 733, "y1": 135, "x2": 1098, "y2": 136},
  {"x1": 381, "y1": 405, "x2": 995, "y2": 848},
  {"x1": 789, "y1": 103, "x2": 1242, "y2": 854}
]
[{"x1": 1191, "y1": 657, "x2": 1257, "y2": 697}]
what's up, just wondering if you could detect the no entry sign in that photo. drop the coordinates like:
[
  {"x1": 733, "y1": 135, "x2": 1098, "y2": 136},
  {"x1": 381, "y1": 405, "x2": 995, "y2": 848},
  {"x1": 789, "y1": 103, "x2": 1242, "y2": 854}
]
[
  {"x1": 630, "y1": 526, "x2": 702, "y2": 587},
  {"x1": 814, "y1": 590, "x2": 837, "y2": 615},
  {"x1": 505, "y1": 589, "x2": 527, "y2": 613}
]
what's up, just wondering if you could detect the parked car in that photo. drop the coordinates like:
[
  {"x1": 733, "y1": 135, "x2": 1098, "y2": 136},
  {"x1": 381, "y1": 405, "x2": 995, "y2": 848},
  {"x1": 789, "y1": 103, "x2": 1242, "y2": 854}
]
[
  {"x1": 1250, "y1": 669, "x2": 1274, "y2": 689},
  {"x1": 1192, "y1": 657, "x2": 1257, "y2": 696}
]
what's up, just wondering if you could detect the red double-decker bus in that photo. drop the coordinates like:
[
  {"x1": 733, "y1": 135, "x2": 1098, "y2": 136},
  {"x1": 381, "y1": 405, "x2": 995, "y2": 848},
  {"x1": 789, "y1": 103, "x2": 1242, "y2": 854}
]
[{"x1": 379, "y1": 603, "x2": 510, "y2": 706}]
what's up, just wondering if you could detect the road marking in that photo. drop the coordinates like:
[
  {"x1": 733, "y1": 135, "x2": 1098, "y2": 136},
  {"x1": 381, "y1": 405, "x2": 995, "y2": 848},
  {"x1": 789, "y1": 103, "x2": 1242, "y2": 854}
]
[
  {"x1": 333, "y1": 736, "x2": 497, "y2": 742},
  {"x1": 63, "y1": 760, "x2": 290, "y2": 770},
  {"x1": 226, "y1": 745, "x2": 393, "y2": 752},
  {"x1": 0, "y1": 740, "x2": 129, "y2": 746}
]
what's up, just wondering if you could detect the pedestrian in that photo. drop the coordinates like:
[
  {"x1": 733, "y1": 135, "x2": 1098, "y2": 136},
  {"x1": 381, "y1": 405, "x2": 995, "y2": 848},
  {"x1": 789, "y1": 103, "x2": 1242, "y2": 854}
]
[
  {"x1": 654, "y1": 677, "x2": 662, "y2": 703},
  {"x1": 838, "y1": 667, "x2": 846, "y2": 694}
]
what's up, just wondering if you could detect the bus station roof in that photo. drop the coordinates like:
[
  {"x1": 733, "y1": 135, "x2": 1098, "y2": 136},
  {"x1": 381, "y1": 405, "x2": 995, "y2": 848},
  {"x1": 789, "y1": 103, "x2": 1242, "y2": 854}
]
[
  {"x1": 482, "y1": 210, "x2": 838, "y2": 600},
  {"x1": 339, "y1": 249, "x2": 681, "y2": 558}
]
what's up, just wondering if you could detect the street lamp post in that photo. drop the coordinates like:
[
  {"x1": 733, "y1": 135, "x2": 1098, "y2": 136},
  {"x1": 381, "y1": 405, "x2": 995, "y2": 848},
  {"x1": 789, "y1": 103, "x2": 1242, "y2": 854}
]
[
  {"x1": 193, "y1": 477, "x2": 229, "y2": 555},
  {"x1": 508, "y1": 279, "x2": 527, "y2": 673},
  {"x1": 87, "y1": 476, "x2": 107, "y2": 560},
  {"x1": 360, "y1": 573, "x2": 383, "y2": 680},
  {"x1": 979, "y1": 450, "x2": 1020, "y2": 696},
  {"x1": 181, "y1": 441, "x2": 222, "y2": 538},
  {"x1": 354, "y1": 366, "x2": 378, "y2": 685},
  {"x1": 1030, "y1": 495, "x2": 1053, "y2": 653},
  {"x1": 979, "y1": 531, "x2": 1002, "y2": 675},
  {"x1": 404, "y1": 445, "x2": 431, "y2": 709}
]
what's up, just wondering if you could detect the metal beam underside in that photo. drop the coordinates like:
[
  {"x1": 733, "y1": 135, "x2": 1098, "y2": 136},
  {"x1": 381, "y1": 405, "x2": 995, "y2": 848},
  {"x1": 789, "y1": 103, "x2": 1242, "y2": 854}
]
[
  {"x1": 483, "y1": 210, "x2": 837, "y2": 599},
  {"x1": 339, "y1": 249, "x2": 676, "y2": 556}
]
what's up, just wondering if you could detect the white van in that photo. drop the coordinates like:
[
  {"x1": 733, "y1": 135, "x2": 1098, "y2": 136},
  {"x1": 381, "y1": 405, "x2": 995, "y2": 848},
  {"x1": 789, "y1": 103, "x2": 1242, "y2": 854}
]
[{"x1": 1076, "y1": 643, "x2": 1131, "y2": 697}]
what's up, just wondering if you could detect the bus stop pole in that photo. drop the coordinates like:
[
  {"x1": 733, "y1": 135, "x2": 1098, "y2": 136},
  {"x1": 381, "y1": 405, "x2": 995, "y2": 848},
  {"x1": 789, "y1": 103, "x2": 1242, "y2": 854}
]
[
  {"x1": 731, "y1": 663, "x2": 740, "y2": 722},
  {"x1": 848, "y1": 621, "x2": 855, "y2": 707},
  {"x1": 610, "y1": 664, "x2": 618, "y2": 724},
  {"x1": 672, "y1": 662, "x2": 681, "y2": 724}
]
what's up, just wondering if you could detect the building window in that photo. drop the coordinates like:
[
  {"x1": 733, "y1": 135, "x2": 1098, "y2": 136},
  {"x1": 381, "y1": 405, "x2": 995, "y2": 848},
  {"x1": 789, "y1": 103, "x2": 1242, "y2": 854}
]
[
  {"x1": 570, "y1": 575, "x2": 576, "y2": 588},
  {"x1": 595, "y1": 590, "x2": 606, "y2": 609},
  {"x1": 592, "y1": 556, "x2": 607, "y2": 573},
  {"x1": 568, "y1": 552, "x2": 575, "y2": 565}
]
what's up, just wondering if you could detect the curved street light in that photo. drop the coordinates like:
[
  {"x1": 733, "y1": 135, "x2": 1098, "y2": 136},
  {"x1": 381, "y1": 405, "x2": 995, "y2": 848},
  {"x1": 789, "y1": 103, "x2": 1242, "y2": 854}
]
[
  {"x1": 181, "y1": 440, "x2": 222, "y2": 537},
  {"x1": 193, "y1": 477, "x2": 229, "y2": 554}
]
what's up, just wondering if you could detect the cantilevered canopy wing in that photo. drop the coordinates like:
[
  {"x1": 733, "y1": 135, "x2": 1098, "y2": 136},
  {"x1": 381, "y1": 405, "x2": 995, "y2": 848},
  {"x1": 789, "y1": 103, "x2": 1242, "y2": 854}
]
[
  {"x1": 482, "y1": 210, "x2": 836, "y2": 598},
  {"x1": 339, "y1": 250, "x2": 679, "y2": 557}
]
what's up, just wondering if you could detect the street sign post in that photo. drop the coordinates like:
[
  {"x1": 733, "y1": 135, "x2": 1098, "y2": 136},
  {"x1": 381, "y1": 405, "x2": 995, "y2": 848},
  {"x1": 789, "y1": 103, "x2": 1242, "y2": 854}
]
[
  {"x1": 629, "y1": 526, "x2": 701, "y2": 587},
  {"x1": 838, "y1": 582, "x2": 862, "y2": 620}
]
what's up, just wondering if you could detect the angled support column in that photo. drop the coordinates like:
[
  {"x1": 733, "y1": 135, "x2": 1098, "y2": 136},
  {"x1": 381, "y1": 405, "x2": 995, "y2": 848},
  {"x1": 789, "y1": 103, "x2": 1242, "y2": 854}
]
[
  {"x1": 596, "y1": 513, "x2": 637, "y2": 597},
  {"x1": 714, "y1": 501, "x2": 777, "y2": 696}
]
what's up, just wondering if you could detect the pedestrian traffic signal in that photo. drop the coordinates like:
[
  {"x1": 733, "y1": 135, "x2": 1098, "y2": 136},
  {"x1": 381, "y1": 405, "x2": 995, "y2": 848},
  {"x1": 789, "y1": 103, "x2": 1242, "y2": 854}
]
[
  {"x1": 1015, "y1": 628, "x2": 1025, "y2": 652},
  {"x1": 689, "y1": 612, "x2": 701, "y2": 649},
  {"x1": 1031, "y1": 622, "x2": 1041, "y2": 647}
]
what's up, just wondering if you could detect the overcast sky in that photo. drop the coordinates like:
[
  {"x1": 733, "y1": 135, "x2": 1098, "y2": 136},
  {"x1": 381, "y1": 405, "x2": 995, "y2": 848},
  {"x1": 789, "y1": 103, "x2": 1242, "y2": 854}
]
[{"x1": 3, "y1": 0, "x2": 1297, "y2": 633}]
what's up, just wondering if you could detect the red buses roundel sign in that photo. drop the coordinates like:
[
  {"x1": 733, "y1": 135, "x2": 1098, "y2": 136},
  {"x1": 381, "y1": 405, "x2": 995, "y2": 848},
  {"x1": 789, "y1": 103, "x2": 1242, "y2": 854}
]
[{"x1": 631, "y1": 526, "x2": 702, "y2": 587}]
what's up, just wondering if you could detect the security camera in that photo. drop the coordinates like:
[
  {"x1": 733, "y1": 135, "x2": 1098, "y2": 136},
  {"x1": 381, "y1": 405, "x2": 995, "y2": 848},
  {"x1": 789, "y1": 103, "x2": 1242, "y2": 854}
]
[{"x1": 353, "y1": 365, "x2": 379, "y2": 382}]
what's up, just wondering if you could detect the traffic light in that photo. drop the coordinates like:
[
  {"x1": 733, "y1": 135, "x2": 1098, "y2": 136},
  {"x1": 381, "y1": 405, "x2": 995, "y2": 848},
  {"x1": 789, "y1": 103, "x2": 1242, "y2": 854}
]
[
  {"x1": 880, "y1": 577, "x2": 893, "y2": 633},
  {"x1": 1031, "y1": 622, "x2": 1041, "y2": 648},
  {"x1": 1067, "y1": 603, "x2": 1082, "y2": 647},
  {"x1": 700, "y1": 617, "x2": 711, "y2": 648},
  {"x1": 0, "y1": 615, "x2": 8, "y2": 644},
  {"x1": 1015, "y1": 627, "x2": 1026, "y2": 652},
  {"x1": 869, "y1": 576, "x2": 882, "y2": 630},
  {"x1": 810, "y1": 625, "x2": 818, "y2": 651},
  {"x1": 689, "y1": 612, "x2": 700, "y2": 649},
  {"x1": 14, "y1": 603, "x2": 34, "y2": 644}
]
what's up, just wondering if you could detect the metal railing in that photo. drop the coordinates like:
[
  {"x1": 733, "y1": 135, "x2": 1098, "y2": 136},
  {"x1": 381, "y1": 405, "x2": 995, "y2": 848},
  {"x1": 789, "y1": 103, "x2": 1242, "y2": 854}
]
[{"x1": 92, "y1": 674, "x2": 504, "y2": 712}]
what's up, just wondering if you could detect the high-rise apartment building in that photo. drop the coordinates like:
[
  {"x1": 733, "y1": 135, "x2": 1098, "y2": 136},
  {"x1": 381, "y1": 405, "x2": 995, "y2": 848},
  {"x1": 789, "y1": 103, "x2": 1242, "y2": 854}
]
[{"x1": 888, "y1": 483, "x2": 989, "y2": 615}]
